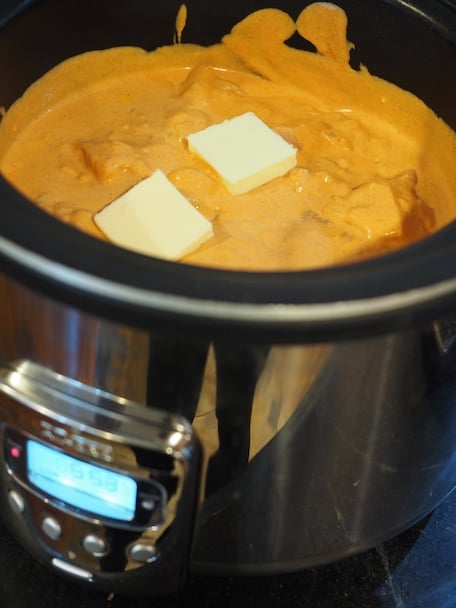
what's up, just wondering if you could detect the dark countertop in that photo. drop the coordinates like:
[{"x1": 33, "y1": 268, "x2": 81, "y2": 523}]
[{"x1": 1, "y1": 490, "x2": 456, "y2": 608}]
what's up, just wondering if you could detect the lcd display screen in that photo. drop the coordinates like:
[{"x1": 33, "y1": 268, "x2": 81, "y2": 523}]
[{"x1": 27, "y1": 440, "x2": 137, "y2": 521}]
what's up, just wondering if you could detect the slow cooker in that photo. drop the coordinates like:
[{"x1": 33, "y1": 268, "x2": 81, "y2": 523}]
[{"x1": 0, "y1": 0, "x2": 455, "y2": 597}]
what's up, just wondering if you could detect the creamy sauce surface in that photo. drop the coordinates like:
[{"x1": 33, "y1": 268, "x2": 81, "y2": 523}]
[{"x1": 0, "y1": 3, "x2": 455, "y2": 270}]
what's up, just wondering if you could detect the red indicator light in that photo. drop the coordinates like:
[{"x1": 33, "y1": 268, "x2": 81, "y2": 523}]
[{"x1": 10, "y1": 446, "x2": 21, "y2": 459}]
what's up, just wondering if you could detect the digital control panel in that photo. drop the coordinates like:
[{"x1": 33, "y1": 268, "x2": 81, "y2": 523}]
[
  {"x1": 27, "y1": 439, "x2": 138, "y2": 521},
  {"x1": 5, "y1": 428, "x2": 165, "y2": 529},
  {"x1": 0, "y1": 361, "x2": 201, "y2": 594}
]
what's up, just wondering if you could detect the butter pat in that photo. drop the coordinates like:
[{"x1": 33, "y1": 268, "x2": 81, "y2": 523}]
[
  {"x1": 94, "y1": 169, "x2": 213, "y2": 260},
  {"x1": 187, "y1": 112, "x2": 297, "y2": 195}
]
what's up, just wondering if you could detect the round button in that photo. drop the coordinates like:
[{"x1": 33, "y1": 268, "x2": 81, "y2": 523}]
[
  {"x1": 82, "y1": 534, "x2": 109, "y2": 557},
  {"x1": 129, "y1": 543, "x2": 158, "y2": 563},
  {"x1": 41, "y1": 516, "x2": 62, "y2": 540},
  {"x1": 8, "y1": 490, "x2": 25, "y2": 514},
  {"x1": 140, "y1": 498, "x2": 156, "y2": 511}
]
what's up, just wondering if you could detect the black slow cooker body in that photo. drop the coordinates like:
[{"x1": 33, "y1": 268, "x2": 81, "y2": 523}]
[{"x1": 0, "y1": 0, "x2": 455, "y2": 596}]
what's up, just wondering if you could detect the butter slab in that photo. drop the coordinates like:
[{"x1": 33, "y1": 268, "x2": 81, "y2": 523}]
[
  {"x1": 187, "y1": 112, "x2": 297, "y2": 195},
  {"x1": 94, "y1": 169, "x2": 213, "y2": 260}
]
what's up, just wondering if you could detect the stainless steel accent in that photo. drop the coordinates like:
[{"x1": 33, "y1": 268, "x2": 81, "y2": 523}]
[
  {"x1": 51, "y1": 558, "x2": 94, "y2": 581},
  {"x1": 3, "y1": 269, "x2": 456, "y2": 584},
  {"x1": 82, "y1": 534, "x2": 109, "y2": 557},
  {"x1": 0, "y1": 275, "x2": 325, "y2": 468},
  {"x1": 0, "y1": 358, "x2": 192, "y2": 459},
  {"x1": 41, "y1": 516, "x2": 62, "y2": 540},
  {"x1": 0, "y1": 273, "x2": 342, "y2": 585},
  {"x1": 7, "y1": 489, "x2": 24, "y2": 513},
  {"x1": 0, "y1": 273, "x2": 150, "y2": 402},
  {"x1": 433, "y1": 317, "x2": 456, "y2": 353},
  {"x1": 129, "y1": 543, "x2": 158, "y2": 563}
]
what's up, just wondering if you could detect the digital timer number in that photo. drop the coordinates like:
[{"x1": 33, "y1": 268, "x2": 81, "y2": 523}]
[{"x1": 26, "y1": 440, "x2": 137, "y2": 521}]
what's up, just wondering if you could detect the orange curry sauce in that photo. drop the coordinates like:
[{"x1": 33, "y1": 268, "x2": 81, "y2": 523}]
[{"x1": 0, "y1": 3, "x2": 455, "y2": 270}]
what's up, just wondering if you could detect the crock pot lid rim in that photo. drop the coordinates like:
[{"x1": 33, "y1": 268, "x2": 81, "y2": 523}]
[{"x1": 2, "y1": 233, "x2": 456, "y2": 325}]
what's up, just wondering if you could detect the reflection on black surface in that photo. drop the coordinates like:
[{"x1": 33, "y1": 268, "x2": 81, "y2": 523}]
[
  {"x1": 146, "y1": 336, "x2": 269, "y2": 496},
  {"x1": 205, "y1": 343, "x2": 269, "y2": 495},
  {"x1": 146, "y1": 337, "x2": 208, "y2": 421},
  {"x1": 375, "y1": 499, "x2": 456, "y2": 608},
  {"x1": 1, "y1": 500, "x2": 450, "y2": 608}
]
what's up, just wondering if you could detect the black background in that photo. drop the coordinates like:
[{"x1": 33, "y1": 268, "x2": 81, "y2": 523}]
[{"x1": 2, "y1": 491, "x2": 456, "y2": 608}]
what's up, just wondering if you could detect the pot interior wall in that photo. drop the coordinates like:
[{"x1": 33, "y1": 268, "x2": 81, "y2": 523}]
[{"x1": 0, "y1": 0, "x2": 454, "y2": 129}]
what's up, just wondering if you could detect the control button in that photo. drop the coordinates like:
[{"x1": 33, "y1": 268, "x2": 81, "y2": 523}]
[
  {"x1": 82, "y1": 534, "x2": 109, "y2": 557},
  {"x1": 51, "y1": 558, "x2": 94, "y2": 581},
  {"x1": 129, "y1": 542, "x2": 158, "y2": 563},
  {"x1": 40, "y1": 430, "x2": 55, "y2": 441},
  {"x1": 8, "y1": 490, "x2": 25, "y2": 514},
  {"x1": 141, "y1": 498, "x2": 156, "y2": 511},
  {"x1": 41, "y1": 516, "x2": 62, "y2": 540}
]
